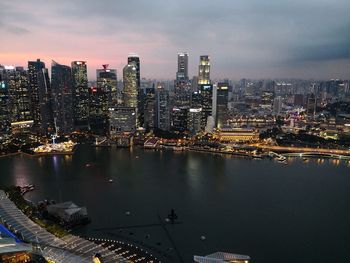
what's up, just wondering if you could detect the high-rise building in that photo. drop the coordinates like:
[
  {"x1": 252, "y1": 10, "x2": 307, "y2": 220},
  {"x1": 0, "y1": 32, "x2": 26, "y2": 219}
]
[
  {"x1": 191, "y1": 91, "x2": 202, "y2": 108},
  {"x1": 143, "y1": 88, "x2": 156, "y2": 131},
  {"x1": 199, "y1": 84, "x2": 213, "y2": 130},
  {"x1": 307, "y1": 95, "x2": 317, "y2": 116},
  {"x1": 156, "y1": 84, "x2": 170, "y2": 131},
  {"x1": 273, "y1": 96, "x2": 282, "y2": 115},
  {"x1": 109, "y1": 106, "x2": 136, "y2": 134},
  {"x1": 28, "y1": 59, "x2": 54, "y2": 135},
  {"x1": 127, "y1": 54, "x2": 140, "y2": 88},
  {"x1": 123, "y1": 63, "x2": 138, "y2": 108},
  {"x1": 176, "y1": 52, "x2": 188, "y2": 81},
  {"x1": 51, "y1": 61, "x2": 73, "y2": 134},
  {"x1": 198, "y1": 55, "x2": 210, "y2": 85},
  {"x1": 174, "y1": 80, "x2": 192, "y2": 108},
  {"x1": 171, "y1": 107, "x2": 188, "y2": 133},
  {"x1": 96, "y1": 65, "x2": 117, "y2": 106},
  {"x1": 0, "y1": 66, "x2": 11, "y2": 146},
  {"x1": 71, "y1": 61, "x2": 89, "y2": 129},
  {"x1": 187, "y1": 107, "x2": 202, "y2": 136},
  {"x1": 216, "y1": 82, "x2": 230, "y2": 128},
  {"x1": 5, "y1": 67, "x2": 32, "y2": 125},
  {"x1": 88, "y1": 86, "x2": 109, "y2": 135}
]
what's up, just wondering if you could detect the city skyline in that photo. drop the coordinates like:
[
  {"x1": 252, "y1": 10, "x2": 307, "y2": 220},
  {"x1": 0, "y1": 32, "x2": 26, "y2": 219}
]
[{"x1": 1, "y1": 0, "x2": 350, "y2": 80}]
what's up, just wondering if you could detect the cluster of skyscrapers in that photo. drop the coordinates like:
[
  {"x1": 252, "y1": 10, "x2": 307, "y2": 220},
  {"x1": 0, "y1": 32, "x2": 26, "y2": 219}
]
[{"x1": 0, "y1": 53, "x2": 232, "y2": 145}]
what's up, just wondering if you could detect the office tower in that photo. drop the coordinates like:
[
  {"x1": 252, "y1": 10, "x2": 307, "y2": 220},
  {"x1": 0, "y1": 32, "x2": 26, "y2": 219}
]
[
  {"x1": 199, "y1": 84, "x2": 213, "y2": 130},
  {"x1": 143, "y1": 87, "x2": 156, "y2": 131},
  {"x1": 171, "y1": 107, "x2": 188, "y2": 133},
  {"x1": 307, "y1": 95, "x2": 317, "y2": 116},
  {"x1": 176, "y1": 52, "x2": 188, "y2": 81},
  {"x1": 174, "y1": 80, "x2": 192, "y2": 108},
  {"x1": 187, "y1": 108, "x2": 202, "y2": 135},
  {"x1": 109, "y1": 106, "x2": 136, "y2": 134},
  {"x1": 28, "y1": 59, "x2": 54, "y2": 135},
  {"x1": 0, "y1": 66, "x2": 11, "y2": 146},
  {"x1": 71, "y1": 61, "x2": 89, "y2": 129},
  {"x1": 273, "y1": 96, "x2": 282, "y2": 115},
  {"x1": 156, "y1": 84, "x2": 170, "y2": 131},
  {"x1": 127, "y1": 54, "x2": 140, "y2": 88},
  {"x1": 216, "y1": 82, "x2": 230, "y2": 128},
  {"x1": 191, "y1": 76, "x2": 198, "y2": 92},
  {"x1": 261, "y1": 91, "x2": 274, "y2": 107},
  {"x1": 123, "y1": 62, "x2": 138, "y2": 108},
  {"x1": 191, "y1": 91, "x2": 202, "y2": 108},
  {"x1": 5, "y1": 67, "x2": 32, "y2": 124},
  {"x1": 96, "y1": 65, "x2": 117, "y2": 106},
  {"x1": 198, "y1": 55, "x2": 210, "y2": 85},
  {"x1": 88, "y1": 86, "x2": 109, "y2": 135},
  {"x1": 51, "y1": 61, "x2": 73, "y2": 134},
  {"x1": 128, "y1": 54, "x2": 143, "y2": 128}
]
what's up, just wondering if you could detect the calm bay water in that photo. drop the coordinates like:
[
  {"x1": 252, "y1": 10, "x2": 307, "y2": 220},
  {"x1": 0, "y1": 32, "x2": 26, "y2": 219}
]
[{"x1": 1, "y1": 145, "x2": 350, "y2": 263}]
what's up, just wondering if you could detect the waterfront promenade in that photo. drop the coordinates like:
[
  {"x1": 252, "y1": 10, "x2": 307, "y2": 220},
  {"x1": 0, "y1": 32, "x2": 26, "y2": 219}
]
[{"x1": 0, "y1": 190, "x2": 128, "y2": 263}]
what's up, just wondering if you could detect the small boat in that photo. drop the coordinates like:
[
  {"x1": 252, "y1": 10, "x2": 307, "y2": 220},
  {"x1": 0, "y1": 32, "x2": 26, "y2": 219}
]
[
  {"x1": 125, "y1": 211, "x2": 131, "y2": 216},
  {"x1": 108, "y1": 179, "x2": 114, "y2": 183},
  {"x1": 85, "y1": 163, "x2": 93, "y2": 167},
  {"x1": 200, "y1": 235, "x2": 206, "y2": 241}
]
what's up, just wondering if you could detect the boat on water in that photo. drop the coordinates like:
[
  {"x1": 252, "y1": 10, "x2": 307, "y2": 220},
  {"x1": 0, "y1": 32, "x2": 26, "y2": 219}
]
[{"x1": 108, "y1": 178, "x2": 114, "y2": 183}]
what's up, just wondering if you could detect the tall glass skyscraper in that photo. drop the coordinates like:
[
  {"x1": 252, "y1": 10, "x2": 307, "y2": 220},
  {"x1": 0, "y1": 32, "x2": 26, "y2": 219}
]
[
  {"x1": 96, "y1": 65, "x2": 117, "y2": 106},
  {"x1": 0, "y1": 65, "x2": 11, "y2": 146},
  {"x1": 28, "y1": 59, "x2": 54, "y2": 135},
  {"x1": 71, "y1": 61, "x2": 89, "y2": 129},
  {"x1": 176, "y1": 52, "x2": 188, "y2": 81},
  {"x1": 123, "y1": 63, "x2": 138, "y2": 108},
  {"x1": 198, "y1": 55, "x2": 210, "y2": 85},
  {"x1": 51, "y1": 61, "x2": 73, "y2": 134}
]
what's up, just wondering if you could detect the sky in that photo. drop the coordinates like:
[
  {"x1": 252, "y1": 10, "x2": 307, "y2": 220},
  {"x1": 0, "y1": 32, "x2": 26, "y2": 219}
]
[{"x1": 1, "y1": 0, "x2": 350, "y2": 80}]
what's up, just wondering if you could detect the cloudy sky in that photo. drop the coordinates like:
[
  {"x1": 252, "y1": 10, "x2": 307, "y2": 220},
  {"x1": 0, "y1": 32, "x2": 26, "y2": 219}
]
[{"x1": 1, "y1": 0, "x2": 349, "y2": 80}]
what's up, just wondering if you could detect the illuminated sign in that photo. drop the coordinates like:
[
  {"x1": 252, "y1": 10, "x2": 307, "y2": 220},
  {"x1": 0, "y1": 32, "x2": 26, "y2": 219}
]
[{"x1": 189, "y1": 108, "x2": 202, "y2": 113}]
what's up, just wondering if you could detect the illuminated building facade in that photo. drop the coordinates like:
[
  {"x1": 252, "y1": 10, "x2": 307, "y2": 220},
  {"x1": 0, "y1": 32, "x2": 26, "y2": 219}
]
[
  {"x1": 176, "y1": 52, "x2": 188, "y2": 81},
  {"x1": 156, "y1": 85, "x2": 170, "y2": 131},
  {"x1": 0, "y1": 66, "x2": 11, "y2": 146},
  {"x1": 199, "y1": 84, "x2": 213, "y2": 130},
  {"x1": 187, "y1": 107, "x2": 202, "y2": 135},
  {"x1": 172, "y1": 107, "x2": 188, "y2": 133},
  {"x1": 213, "y1": 127, "x2": 259, "y2": 142},
  {"x1": 174, "y1": 80, "x2": 192, "y2": 108},
  {"x1": 51, "y1": 61, "x2": 73, "y2": 134},
  {"x1": 128, "y1": 54, "x2": 143, "y2": 127},
  {"x1": 89, "y1": 86, "x2": 109, "y2": 135},
  {"x1": 123, "y1": 63, "x2": 138, "y2": 108},
  {"x1": 143, "y1": 87, "x2": 156, "y2": 131},
  {"x1": 109, "y1": 106, "x2": 136, "y2": 134},
  {"x1": 96, "y1": 65, "x2": 117, "y2": 106},
  {"x1": 71, "y1": 61, "x2": 89, "y2": 129},
  {"x1": 28, "y1": 59, "x2": 54, "y2": 135},
  {"x1": 216, "y1": 82, "x2": 230, "y2": 128},
  {"x1": 198, "y1": 55, "x2": 210, "y2": 85}
]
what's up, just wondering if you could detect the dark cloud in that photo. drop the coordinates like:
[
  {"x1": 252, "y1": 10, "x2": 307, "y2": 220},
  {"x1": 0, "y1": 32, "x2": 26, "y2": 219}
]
[{"x1": 1, "y1": 0, "x2": 349, "y2": 79}]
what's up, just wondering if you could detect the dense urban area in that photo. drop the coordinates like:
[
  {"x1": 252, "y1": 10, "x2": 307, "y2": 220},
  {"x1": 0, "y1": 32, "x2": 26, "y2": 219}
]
[{"x1": 0, "y1": 53, "x2": 350, "y2": 157}]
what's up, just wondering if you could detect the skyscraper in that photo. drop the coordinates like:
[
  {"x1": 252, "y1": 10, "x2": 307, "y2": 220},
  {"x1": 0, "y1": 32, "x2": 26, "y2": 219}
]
[
  {"x1": 198, "y1": 55, "x2": 210, "y2": 85},
  {"x1": 123, "y1": 62, "x2": 138, "y2": 109},
  {"x1": 143, "y1": 87, "x2": 156, "y2": 131},
  {"x1": 127, "y1": 54, "x2": 140, "y2": 88},
  {"x1": 6, "y1": 67, "x2": 32, "y2": 124},
  {"x1": 0, "y1": 66, "x2": 11, "y2": 146},
  {"x1": 28, "y1": 59, "x2": 54, "y2": 135},
  {"x1": 71, "y1": 61, "x2": 89, "y2": 129},
  {"x1": 88, "y1": 86, "x2": 109, "y2": 135},
  {"x1": 96, "y1": 65, "x2": 117, "y2": 106},
  {"x1": 199, "y1": 84, "x2": 213, "y2": 130},
  {"x1": 176, "y1": 52, "x2": 188, "y2": 81},
  {"x1": 156, "y1": 84, "x2": 170, "y2": 131},
  {"x1": 51, "y1": 61, "x2": 73, "y2": 134},
  {"x1": 273, "y1": 96, "x2": 282, "y2": 115},
  {"x1": 216, "y1": 82, "x2": 230, "y2": 128},
  {"x1": 127, "y1": 54, "x2": 143, "y2": 127}
]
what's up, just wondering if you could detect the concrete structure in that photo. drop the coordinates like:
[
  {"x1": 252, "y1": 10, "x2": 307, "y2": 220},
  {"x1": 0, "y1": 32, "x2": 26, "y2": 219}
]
[
  {"x1": 47, "y1": 201, "x2": 88, "y2": 224},
  {"x1": 109, "y1": 106, "x2": 136, "y2": 134}
]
